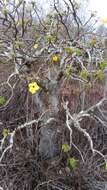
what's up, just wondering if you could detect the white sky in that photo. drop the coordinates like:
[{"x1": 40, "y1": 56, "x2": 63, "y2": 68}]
[
  {"x1": 89, "y1": 0, "x2": 107, "y2": 19},
  {"x1": 37, "y1": 0, "x2": 107, "y2": 20}
]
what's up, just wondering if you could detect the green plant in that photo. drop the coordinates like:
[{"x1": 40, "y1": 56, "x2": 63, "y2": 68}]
[
  {"x1": 2, "y1": 129, "x2": 10, "y2": 137},
  {"x1": 62, "y1": 143, "x2": 71, "y2": 153},
  {"x1": 46, "y1": 35, "x2": 56, "y2": 44},
  {"x1": 15, "y1": 41, "x2": 23, "y2": 49},
  {"x1": 0, "y1": 96, "x2": 6, "y2": 106},
  {"x1": 65, "y1": 65, "x2": 72, "y2": 77},
  {"x1": 105, "y1": 163, "x2": 107, "y2": 170},
  {"x1": 67, "y1": 157, "x2": 79, "y2": 170},
  {"x1": 90, "y1": 37, "x2": 97, "y2": 46},
  {"x1": 64, "y1": 47, "x2": 73, "y2": 54},
  {"x1": 79, "y1": 70, "x2": 90, "y2": 80},
  {"x1": 95, "y1": 70, "x2": 104, "y2": 81},
  {"x1": 98, "y1": 61, "x2": 107, "y2": 70},
  {"x1": 76, "y1": 48, "x2": 82, "y2": 56}
]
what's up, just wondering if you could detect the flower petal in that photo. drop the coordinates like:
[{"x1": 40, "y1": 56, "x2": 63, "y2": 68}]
[{"x1": 28, "y1": 82, "x2": 40, "y2": 94}]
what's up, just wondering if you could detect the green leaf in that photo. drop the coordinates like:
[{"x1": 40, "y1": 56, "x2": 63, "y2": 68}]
[
  {"x1": 62, "y1": 143, "x2": 71, "y2": 153},
  {"x1": 90, "y1": 37, "x2": 97, "y2": 46},
  {"x1": 76, "y1": 48, "x2": 82, "y2": 56},
  {"x1": 0, "y1": 96, "x2": 6, "y2": 106},
  {"x1": 68, "y1": 157, "x2": 79, "y2": 170},
  {"x1": 15, "y1": 41, "x2": 23, "y2": 49},
  {"x1": 79, "y1": 70, "x2": 90, "y2": 80},
  {"x1": 2, "y1": 129, "x2": 10, "y2": 137},
  {"x1": 65, "y1": 65, "x2": 72, "y2": 77},
  {"x1": 98, "y1": 61, "x2": 107, "y2": 70},
  {"x1": 105, "y1": 163, "x2": 107, "y2": 170},
  {"x1": 95, "y1": 70, "x2": 104, "y2": 81},
  {"x1": 2, "y1": 8, "x2": 9, "y2": 14},
  {"x1": 65, "y1": 47, "x2": 73, "y2": 54},
  {"x1": 46, "y1": 35, "x2": 56, "y2": 44}
]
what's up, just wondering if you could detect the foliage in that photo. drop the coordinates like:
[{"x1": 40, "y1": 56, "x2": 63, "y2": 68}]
[
  {"x1": 2, "y1": 129, "x2": 10, "y2": 137},
  {"x1": 79, "y1": 70, "x2": 90, "y2": 80},
  {"x1": 90, "y1": 37, "x2": 97, "y2": 46},
  {"x1": 46, "y1": 35, "x2": 56, "y2": 44},
  {"x1": 64, "y1": 47, "x2": 73, "y2": 54},
  {"x1": 76, "y1": 48, "x2": 82, "y2": 56},
  {"x1": 95, "y1": 70, "x2": 104, "y2": 81},
  {"x1": 65, "y1": 65, "x2": 73, "y2": 77},
  {"x1": 98, "y1": 61, "x2": 107, "y2": 70},
  {"x1": 0, "y1": 96, "x2": 6, "y2": 106},
  {"x1": 62, "y1": 143, "x2": 71, "y2": 153},
  {"x1": 67, "y1": 157, "x2": 79, "y2": 170},
  {"x1": 105, "y1": 163, "x2": 107, "y2": 170}
]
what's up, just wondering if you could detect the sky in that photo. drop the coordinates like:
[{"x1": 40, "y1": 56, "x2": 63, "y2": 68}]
[
  {"x1": 75, "y1": 0, "x2": 107, "y2": 19},
  {"x1": 88, "y1": 0, "x2": 107, "y2": 19},
  {"x1": 37, "y1": 0, "x2": 107, "y2": 20}
]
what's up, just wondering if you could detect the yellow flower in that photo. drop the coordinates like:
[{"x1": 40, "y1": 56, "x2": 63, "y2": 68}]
[
  {"x1": 33, "y1": 44, "x2": 38, "y2": 49},
  {"x1": 28, "y1": 82, "x2": 40, "y2": 94},
  {"x1": 52, "y1": 55, "x2": 60, "y2": 62}
]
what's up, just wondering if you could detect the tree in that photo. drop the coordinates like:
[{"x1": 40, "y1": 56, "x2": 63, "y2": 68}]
[{"x1": 0, "y1": 0, "x2": 107, "y2": 189}]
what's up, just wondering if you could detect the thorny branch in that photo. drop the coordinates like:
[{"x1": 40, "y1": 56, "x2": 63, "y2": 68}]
[{"x1": 63, "y1": 100, "x2": 107, "y2": 164}]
